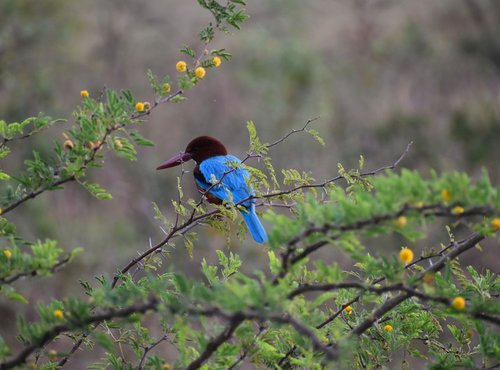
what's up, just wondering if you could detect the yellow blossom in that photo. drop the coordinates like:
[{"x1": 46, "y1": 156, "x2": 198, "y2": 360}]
[
  {"x1": 395, "y1": 216, "x2": 407, "y2": 228},
  {"x1": 213, "y1": 56, "x2": 222, "y2": 67},
  {"x1": 3, "y1": 249, "x2": 12, "y2": 259},
  {"x1": 415, "y1": 201, "x2": 424, "y2": 208},
  {"x1": 53, "y1": 309, "x2": 64, "y2": 319},
  {"x1": 452, "y1": 206, "x2": 465, "y2": 215},
  {"x1": 344, "y1": 305, "x2": 353, "y2": 315},
  {"x1": 399, "y1": 247, "x2": 414, "y2": 264},
  {"x1": 491, "y1": 218, "x2": 500, "y2": 231},
  {"x1": 80, "y1": 90, "x2": 89, "y2": 98},
  {"x1": 383, "y1": 324, "x2": 393, "y2": 332},
  {"x1": 162, "y1": 82, "x2": 171, "y2": 95},
  {"x1": 452, "y1": 296, "x2": 466, "y2": 310},
  {"x1": 441, "y1": 189, "x2": 451, "y2": 202},
  {"x1": 176, "y1": 60, "x2": 187, "y2": 72},
  {"x1": 135, "y1": 102, "x2": 145, "y2": 112},
  {"x1": 195, "y1": 67, "x2": 206, "y2": 79},
  {"x1": 162, "y1": 364, "x2": 171, "y2": 370}
]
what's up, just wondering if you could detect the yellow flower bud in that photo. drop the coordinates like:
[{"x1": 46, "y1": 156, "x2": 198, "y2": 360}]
[
  {"x1": 135, "y1": 102, "x2": 145, "y2": 112},
  {"x1": 415, "y1": 201, "x2": 424, "y2": 208},
  {"x1": 213, "y1": 56, "x2": 222, "y2": 67},
  {"x1": 48, "y1": 349, "x2": 57, "y2": 361},
  {"x1": 176, "y1": 61, "x2": 187, "y2": 72},
  {"x1": 344, "y1": 305, "x2": 353, "y2": 315},
  {"x1": 399, "y1": 247, "x2": 414, "y2": 264},
  {"x1": 114, "y1": 139, "x2": 123, "y2": 150},
  {"x1": 53, "y1": 309, "x2": 64, "y2": 319},
  {"x1": 63, "y1": 139, "x2": 74, "y2": 150},
  {"x1": 162, "y1": 83, "x2": 171, "y2": 95},
  {"x1": 195, "y1": 67, "x2": 206, "y2": 79},
  {"x1": 162, "y1": 364, "x2": 171, "y2": 370},
  {"x1": 491, "y1": 217, "x2": 500, "y2": 231},
  {"x1": 383, "y1": 324, "x2": 393, "y2": 332},
  {"x1": 395, "y1": 216, "x2": 407, "y2": 228},
  {"x1": 452, "y1": 296, "x2": 466, "y2": 310},
  {"x1": 3, "y1": 249, "x2": 12, "y2": 259},
  {"x1": 452, "y1": 206, "x2": 464, "y2": 215},
  {"x1": 80, "y1": 90, "x2": 89, "y2": 98},
  {"x1": 441, "y1": 189, "x2": 451, "y2": 202}
]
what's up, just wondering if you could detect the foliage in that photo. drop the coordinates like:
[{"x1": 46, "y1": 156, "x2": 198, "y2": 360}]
[{"x1": 0, "y1": 2, "x2": 499, "y2": 370}]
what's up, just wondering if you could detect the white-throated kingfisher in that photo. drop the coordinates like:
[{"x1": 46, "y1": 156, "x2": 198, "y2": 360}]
[{"x1": 157, "y1": 136, "x2": 268, "y2": 243}]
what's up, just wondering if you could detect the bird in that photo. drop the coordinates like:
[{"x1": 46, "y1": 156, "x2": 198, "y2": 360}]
[{"x1": 157, "y1": 136, "x2": 268, "y2": 243}]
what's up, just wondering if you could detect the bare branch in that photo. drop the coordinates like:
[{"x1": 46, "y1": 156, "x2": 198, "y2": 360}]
[
  {"x1": 137, "y1": 334, "x2": 169, "y2": 370},
  {"x1": 266, "y1": 116, "x2": 320, "y2": 149}
]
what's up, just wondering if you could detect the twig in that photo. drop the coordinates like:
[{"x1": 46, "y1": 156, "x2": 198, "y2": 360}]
[
  {"x1": 0, "y1": 297, "x2": 159, "y2": 370},
  {"x1": 137, "y1": 335, "x2": 169, "y2": 370},
  {"x1": 0, "y1": 251, "x2": 73, "y2": 285},
  {"x1": 289, "y1": 282, "x2": 448, "y2": 303},
  {"x1": 266, "y1": 117, "x2": 320, "y2": 149},
  {"x1": 226, "y1": 325, "x2": 267, "y2": 370},
  {"x1": 0, "y1": 119, "x2": 64, "y2": 149},
  {"x1": 185, "y1": 315, "x2": 245, "y2": 370}
]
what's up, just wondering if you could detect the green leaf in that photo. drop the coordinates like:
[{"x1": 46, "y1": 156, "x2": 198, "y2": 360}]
[
  {"x1": 180, "y1": 45, "x2": 196, "y2": 58},
  {"x1": 92, "y1": 332, "x2": 115, "y2": 352},
  {"x1": 82, "y1": 182, "x2": 113, "y2": 200},
  {"x1": 129, "y1": 131, "x2": 155, "y2": 147},
  {"x1": 5, "y1": 289, "x2": 28, "y2": 304}
]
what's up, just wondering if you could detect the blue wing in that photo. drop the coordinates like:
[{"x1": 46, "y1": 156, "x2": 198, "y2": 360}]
[
  {"x1": 196, "y1": 155, "x2": 254, "y2": 207},
  {"x1": 196, "y1": 155, "x2": 267, "y2": 243}
]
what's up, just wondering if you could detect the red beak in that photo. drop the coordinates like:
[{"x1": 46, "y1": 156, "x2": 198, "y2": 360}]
[{"x1": 156, "y1": 152, "x2": 192, "y2": 170}]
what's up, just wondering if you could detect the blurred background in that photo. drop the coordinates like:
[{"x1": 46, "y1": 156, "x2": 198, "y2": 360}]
[{"x1": 1, "y1": 0, "x2": 500, "y2": 368}]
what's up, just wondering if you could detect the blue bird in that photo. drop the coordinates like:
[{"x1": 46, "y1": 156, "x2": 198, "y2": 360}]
[{"x1": 157, "y1": 136, "x2": 268, "y2": 243}]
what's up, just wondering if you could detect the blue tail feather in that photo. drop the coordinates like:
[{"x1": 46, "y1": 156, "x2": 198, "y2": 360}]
[{"x1": 240, "y1": 207, "x2": 268, "y2": 244}]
